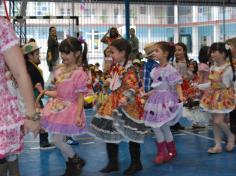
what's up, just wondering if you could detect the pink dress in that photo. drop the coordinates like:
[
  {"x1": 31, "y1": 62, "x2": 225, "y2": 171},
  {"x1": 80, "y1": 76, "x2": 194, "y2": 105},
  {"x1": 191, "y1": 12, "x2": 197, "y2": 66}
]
[
  {"x1": 41, "y1": 66, "x2": 88, "y2": 135},
  {"x1": 0, "y1": 18, "x2": 24, "y2": 159}
]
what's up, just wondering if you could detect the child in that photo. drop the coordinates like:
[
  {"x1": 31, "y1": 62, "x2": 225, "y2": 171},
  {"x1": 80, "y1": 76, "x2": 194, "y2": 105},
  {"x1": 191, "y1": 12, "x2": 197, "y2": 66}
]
[
  {"x1": 198, "y1": 46, "x2": 210, "y2": 84},
  {"x1": 40, "y1": 37, "x2": 88, "y2": 175},
  {"x1": 183, "y1": 60, "x2": 209, "y2": 128},
  {"x1": 0, "y1": 17, "x2": 40, "y2": 176},
  {"x1": 89, "y1": 38, "x2": 147, "y2": 175},
  {"x1": 144, "y1": 41, "x2": 184, "y2": 164},
  {"x1": 225, "y1": 38, "x2": 236, "y2": 142},
  {"x1": 199, "y1": 42, "x2": 235, "y2": 153}
]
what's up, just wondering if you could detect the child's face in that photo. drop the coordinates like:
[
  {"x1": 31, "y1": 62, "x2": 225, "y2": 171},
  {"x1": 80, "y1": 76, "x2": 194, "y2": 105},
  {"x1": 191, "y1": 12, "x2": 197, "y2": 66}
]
[
  {"x1": 188, "y1": 63, "x2": 195, "y2": 72},
  {"x1": 110, "y1": 46, "x2": 125, "y2": 64},
  {"x1": 210, "y1": 50, "x2": 226, "y2": 63},
  {"x1": 230, "y1": 45, "x2": 236, "y2": 59},
  {"x1": 29, "y1": 50, "x2": 40, "y2": 65},
  {"x1": 61, "y1": 51, "x2": 79, "y2": 66},
  {"x1": 175, "y1": 45, "x2": 185, "y2": 61},
  {"x1": 153, "y1": 46, "x2": 167, "y2": 62}
]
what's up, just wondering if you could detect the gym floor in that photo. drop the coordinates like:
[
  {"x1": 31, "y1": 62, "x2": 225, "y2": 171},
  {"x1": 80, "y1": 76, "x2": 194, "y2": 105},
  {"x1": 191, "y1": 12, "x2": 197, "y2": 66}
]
[{"x1": 20, "y1": 109, "x2": 236, "y2": 176}]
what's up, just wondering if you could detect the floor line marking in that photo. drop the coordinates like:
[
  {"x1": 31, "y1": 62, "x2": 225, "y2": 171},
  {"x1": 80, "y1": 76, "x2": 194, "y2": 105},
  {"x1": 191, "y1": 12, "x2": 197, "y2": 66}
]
[{"x1": 181, "y1": 130, "x2": 226, "y2": 144}]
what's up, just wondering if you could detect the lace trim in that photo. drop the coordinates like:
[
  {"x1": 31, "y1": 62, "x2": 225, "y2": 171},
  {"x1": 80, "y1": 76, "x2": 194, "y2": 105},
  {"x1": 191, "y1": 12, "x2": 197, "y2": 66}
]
[{"x1": 0, "y1": 40, "x2": 19, "y2": 53}]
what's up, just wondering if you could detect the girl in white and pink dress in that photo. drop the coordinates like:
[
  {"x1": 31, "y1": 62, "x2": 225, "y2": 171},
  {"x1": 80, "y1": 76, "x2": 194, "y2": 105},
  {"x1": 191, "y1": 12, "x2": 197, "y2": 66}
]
[
  {"x1": 41, "y1": 37, "x2": 88, "y2": 175},
  {"x1": 0, "y1": 17, "x2": 40, "y2": 175}
]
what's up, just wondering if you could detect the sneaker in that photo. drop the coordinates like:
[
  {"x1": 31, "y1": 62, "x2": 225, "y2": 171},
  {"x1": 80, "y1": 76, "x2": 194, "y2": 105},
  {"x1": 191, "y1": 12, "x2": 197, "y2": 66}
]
[
  {"x1": 40, "y1": 143, "x2": 56, "y2": 150},
  {"x1": 66, "y1": 137, "x2": 79, "y2": 145}
]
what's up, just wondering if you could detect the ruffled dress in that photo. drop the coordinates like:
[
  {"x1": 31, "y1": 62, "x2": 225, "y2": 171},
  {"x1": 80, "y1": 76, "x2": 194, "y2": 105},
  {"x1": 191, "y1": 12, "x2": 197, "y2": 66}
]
[
  {"x1": 0, "y1": 18, "x2": 24, "y2": 159},
  {"x1": 144, "y1": 64, "x2": 183, "y2": 128},
  {"x1": 200, "y1": 63, "x2": 235, "y2": 113},
  {"x1": 41, "y1": 66, "x2": 88, "y2": 136},
  {"x1": 89, "y1": 63, "x2": 148, "y2": 143}
]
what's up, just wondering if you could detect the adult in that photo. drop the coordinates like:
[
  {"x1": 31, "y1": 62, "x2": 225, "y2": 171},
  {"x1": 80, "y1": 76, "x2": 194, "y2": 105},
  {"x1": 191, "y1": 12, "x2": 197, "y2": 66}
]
[
  {"x1": 129, "y1": 28, "x2": 139, "y2": 60},
  {"x1": 22, "y1": 42, "x2": 55, "y2": 150},
  {"x1": 0, "y1": 17, "x2": 40, "y2": 175},
  {"x1": 46, "y1": 26, "x2": 59, "y2": 72},
  {"x1": 101, "y1": 27, "x2": 122, "y2": 45}
]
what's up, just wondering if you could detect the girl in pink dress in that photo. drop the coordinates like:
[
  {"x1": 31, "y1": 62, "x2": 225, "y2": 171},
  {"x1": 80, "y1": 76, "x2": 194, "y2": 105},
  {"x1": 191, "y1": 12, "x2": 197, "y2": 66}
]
[
  {"x1": 0, "y1": 17, "x2": 40, "y2": 175},
  {"x1": 41, "y1": 37, "x2": 88, "y2": 175}
]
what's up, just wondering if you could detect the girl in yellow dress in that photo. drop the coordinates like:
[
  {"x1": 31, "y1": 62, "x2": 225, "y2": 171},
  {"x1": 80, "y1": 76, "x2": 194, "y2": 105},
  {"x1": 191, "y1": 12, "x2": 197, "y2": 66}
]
[{"x1": 199, "y1": 42, "x2": 235, "y2": 154}]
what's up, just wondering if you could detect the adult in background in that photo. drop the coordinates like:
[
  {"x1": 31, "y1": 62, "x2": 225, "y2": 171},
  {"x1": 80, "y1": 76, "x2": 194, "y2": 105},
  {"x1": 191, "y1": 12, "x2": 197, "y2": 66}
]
[
  {"x1": 46, "y1": 26, "x2": 59, "y2": 72},
  {"x1": 22, "y1": 42, "x2": 55, "y2": 150},
  {"x1": 129, "y1": 28, "x2": 139, "y2": 60},
  {"x1": 101, "y1": 27, "x2": 122, "y2": 45}
]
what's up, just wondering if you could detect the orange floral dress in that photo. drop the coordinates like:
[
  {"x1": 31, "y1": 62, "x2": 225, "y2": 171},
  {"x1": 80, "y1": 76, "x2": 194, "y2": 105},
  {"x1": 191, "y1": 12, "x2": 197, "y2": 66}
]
[
  {"x1": 89, "y1": 64, "x2": 147, "y2": 143},
  {"x1": 200, "y1": 64, "x2": 235, "y2": 113}
]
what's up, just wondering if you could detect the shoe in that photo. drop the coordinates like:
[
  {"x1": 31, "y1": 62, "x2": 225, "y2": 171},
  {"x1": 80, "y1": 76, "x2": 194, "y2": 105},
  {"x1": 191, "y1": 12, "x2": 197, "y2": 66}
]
[
  {"x1": 66, "y1": 137, "x2": 79, "y2": 145},
  {"x1": 40, "y1": 143, "x2": 56, "y2": 150},
  {"x1": 226, "y1": 135, "x2": 235, "y2": 152},
  {"x1": 207, "y1": 146, "x2": 222, "y2": 154}
]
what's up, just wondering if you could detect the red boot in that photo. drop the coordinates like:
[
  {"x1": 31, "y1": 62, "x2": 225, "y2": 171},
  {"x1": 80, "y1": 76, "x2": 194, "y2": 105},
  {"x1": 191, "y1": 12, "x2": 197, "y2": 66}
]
[
  {"x1": 166, "y1": 141, "x2": 177, "y2": 160},
  {"x1": 153, "y1": 142, "x2": 171, "y2": 164}
]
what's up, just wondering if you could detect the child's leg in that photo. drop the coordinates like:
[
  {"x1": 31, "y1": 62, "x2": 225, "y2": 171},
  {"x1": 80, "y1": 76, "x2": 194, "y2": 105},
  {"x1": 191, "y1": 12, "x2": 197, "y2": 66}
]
[
  {"x1": 52, "y1": 134, "x2": 75, "y2": 160},
  {"x1": 0, "y1": 158, "x2": 7, "y2": 176},
  {"x1": 208, "y1": 113, "x2": 224, "y2": 153},
  {"x1": 161, "y1": 124, "x2": 176, "y2": 159},
  {"x1": 6, "y1": 154, "x2": 20, "y2": 176},
  {"x1": 123, "y1": 142, "x2": 142, "y2": 175},
  {"x1": 100, "y1": 143, "x2": 119, "y2": 173},
  {"x1": 215, "y1": 114, "x2": 235, "y2": 151},
  {"x1": 152, "y1": 127, "x2": 170, "y2": 164},
  {"x1": 52, "y1": 134, "x2": 85, "y2": 175}
]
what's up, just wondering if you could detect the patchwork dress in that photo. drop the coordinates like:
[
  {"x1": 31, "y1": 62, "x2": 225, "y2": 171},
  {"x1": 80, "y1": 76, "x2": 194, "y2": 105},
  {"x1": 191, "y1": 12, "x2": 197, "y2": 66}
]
[
  {"x1": 144, "y1": 64, "x2": 183, "y2": 128},
  {"x1": 89, "y1": 63, "x2": 148, "y2": 143},
  {"x1": 200, "y1": 63, "x2": 235, "y2": 113}
]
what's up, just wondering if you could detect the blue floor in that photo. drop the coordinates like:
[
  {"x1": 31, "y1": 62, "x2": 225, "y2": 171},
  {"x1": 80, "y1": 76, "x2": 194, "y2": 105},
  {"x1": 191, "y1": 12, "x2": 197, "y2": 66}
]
[{"x1": 19, "y1": 109, "x2": 236, "y2": 176}]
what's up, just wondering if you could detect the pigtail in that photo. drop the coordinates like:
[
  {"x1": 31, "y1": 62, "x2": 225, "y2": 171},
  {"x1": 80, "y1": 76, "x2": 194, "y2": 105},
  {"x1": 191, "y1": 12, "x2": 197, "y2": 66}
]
[
  {"x1": 81, "y1": 41, "x2": 88, "y2": 68},
  {"x1": 227, "y1": 47, "x2": 236, "y2": 81},
  {"x1": 168, "y1": 43, "x2": 175, "y2": 61}
]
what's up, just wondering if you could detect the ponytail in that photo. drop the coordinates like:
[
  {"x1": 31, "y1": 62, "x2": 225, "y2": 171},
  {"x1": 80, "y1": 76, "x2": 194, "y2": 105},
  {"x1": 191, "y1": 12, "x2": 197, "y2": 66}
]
[
  {"x1": 81, "y1": 41, "x2": 88, "y2": 68},
  {"x1": 228, "y1": 47, "x2": 236, "y2": 81}
]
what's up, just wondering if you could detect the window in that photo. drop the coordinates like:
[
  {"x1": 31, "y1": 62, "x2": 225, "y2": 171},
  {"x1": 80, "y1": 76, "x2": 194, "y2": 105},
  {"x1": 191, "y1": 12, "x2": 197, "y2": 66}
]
[
  {"x1": 140, "y1": 6, "x2": 146, "y2": 15},
  {"x1": 114, "y1": 8, "x2": 119, "y2": 17},
  {"x1": 67, "y1": 9, "x2": 71, "y2": 15},
  {"x1": 60, "y1": 8, "x2": 65, "y2": 16}
]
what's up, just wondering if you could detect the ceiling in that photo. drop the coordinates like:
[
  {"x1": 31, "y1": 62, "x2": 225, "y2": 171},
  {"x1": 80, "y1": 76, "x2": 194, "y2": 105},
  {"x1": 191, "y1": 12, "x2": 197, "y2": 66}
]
[{"x1": 31, "y1": 0, "x2": 236, "y2": 6}]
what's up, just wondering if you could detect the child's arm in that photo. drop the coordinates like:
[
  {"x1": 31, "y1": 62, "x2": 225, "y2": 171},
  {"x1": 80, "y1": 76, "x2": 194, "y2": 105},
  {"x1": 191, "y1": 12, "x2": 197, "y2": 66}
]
[
  {"x1": 76, "y1": 93, "x2": 84, "y2": 127},
  {"x1": 176, "y1": 84, "x2": 185, "y2": 102},
  {"x1": 43, "y1": 90, "x2": 57, "y2": 98}
]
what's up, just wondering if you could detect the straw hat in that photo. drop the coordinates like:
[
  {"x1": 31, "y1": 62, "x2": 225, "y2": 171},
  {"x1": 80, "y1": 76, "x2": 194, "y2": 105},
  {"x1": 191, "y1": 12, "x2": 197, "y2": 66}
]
[
  {"x1": 226, "y1": 37, "x2": 236, "y2": 46},
  {"x1": 132, "y1": 59, "x2": 141, "y2": 65},
  {"x1": 22, "y1": 42, "x2": 40, "y2": 55},
  {"x1": 143, "y1": 42, "x2": 156, "y2": 57}
]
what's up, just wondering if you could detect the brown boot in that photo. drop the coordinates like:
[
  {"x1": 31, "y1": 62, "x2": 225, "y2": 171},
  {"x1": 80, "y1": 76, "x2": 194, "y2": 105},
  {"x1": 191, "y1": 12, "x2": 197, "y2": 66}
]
[
  {"x1": 0, "y1": 158, "x2": 8, "y2": 176},
  {"x1": 7, "y1": 158, "x2": 20, "y2": 176}
]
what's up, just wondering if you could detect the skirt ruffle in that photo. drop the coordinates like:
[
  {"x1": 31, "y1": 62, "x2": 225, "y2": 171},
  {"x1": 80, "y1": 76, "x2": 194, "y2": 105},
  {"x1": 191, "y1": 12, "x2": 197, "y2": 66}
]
[
  {"x1": 89, "y1": 115, "x2": 122, "y2": 143},
  {"x1": 113, "y1": 109, "x2": 149, "y2": 143}
]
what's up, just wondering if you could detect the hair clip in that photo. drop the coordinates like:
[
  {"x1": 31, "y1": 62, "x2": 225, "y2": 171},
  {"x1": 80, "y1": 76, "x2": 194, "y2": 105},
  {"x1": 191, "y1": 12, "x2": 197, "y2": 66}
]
[{"x1": 225, "y1": 44, "x2": 231, "y2": 50}]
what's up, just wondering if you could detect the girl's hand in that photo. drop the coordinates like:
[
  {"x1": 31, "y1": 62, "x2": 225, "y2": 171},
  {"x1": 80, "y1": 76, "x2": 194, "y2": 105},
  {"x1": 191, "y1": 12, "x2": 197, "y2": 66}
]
[
  {"x1": 179, "y1": 95, "x2": 186, "y2": 103},
  {"x1": 76, "y1": 117, "x2": 84, "y2": 127},
  {"x1": 24, "y1": 119, "x2": 40, "y2": 137}
]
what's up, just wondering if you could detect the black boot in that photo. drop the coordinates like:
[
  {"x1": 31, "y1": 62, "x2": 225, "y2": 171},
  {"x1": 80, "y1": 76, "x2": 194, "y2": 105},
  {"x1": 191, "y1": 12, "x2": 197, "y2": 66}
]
[
  {"x1": 123, "y1": 142, "x2": 143, "y2": 175},
  {"x1": 8, "y1": 158, "x2": 20, "y2": 176},
  {"x1": 100, "y1": 143, "x2": 119, "y2": 173},
  {"x1": 61, "y1": 161, "x2": 72, "y2": 176},
  {"x1": 40, "y1": 133, "x2": 55, "y2": 149},
  {"x1": 0, "y1": 158, "x2": 7, "y2": 176}
]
